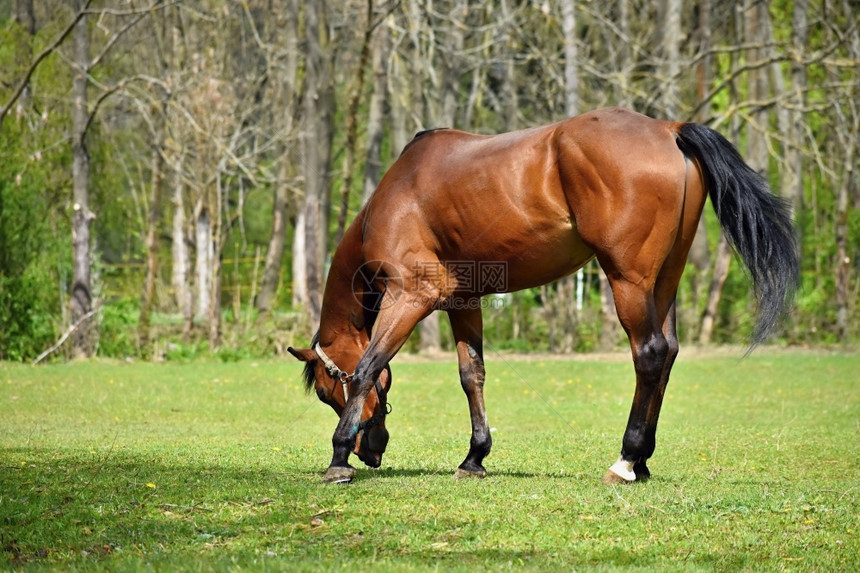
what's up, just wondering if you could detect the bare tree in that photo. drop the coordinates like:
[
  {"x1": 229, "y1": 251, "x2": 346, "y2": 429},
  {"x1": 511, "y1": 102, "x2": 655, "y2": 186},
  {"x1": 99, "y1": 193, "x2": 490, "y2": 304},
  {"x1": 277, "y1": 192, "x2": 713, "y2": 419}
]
[
  {"x1": 70, "y1": 0, "x2": 95, "y2": 358},
  {"x1": 784, "y1": 0, "x2": 808, "y2": 219},
  {"x1": 257, "y1": 0, "x2": 300, "y2": 314},
  {"x1": 363, "y1": 17, "x2": 391, "y2": 203},
  {"x1": 685, "y1": 0, "x2": 713, "y2": 342},
  {"x1": 659, "y1": 0, "x2": 681, "y2": 117},
  {"x1": 138, "y1": 10, "x2": 171, "y2": 356},
  {"x1": 294, "y1": 0, "x2": 336, "y2": 328}
]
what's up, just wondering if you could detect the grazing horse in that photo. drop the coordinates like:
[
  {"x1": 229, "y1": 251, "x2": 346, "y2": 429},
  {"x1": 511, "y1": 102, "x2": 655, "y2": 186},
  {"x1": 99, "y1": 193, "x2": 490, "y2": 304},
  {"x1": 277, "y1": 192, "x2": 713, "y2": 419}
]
[{"x1": 288, "y1": 107, "x2": 798, "y2": 484}]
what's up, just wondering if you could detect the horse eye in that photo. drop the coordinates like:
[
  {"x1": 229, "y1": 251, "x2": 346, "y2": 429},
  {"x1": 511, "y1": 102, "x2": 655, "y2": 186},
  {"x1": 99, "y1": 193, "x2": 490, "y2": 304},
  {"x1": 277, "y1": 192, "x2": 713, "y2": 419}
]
[{"x1": 316, "y1": 387, "x2": 327, "y2": 402}]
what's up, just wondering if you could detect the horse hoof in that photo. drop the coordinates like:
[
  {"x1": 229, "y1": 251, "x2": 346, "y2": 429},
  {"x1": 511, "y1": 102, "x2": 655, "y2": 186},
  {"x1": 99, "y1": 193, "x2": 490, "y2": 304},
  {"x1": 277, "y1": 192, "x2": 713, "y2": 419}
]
[
  {"x1": 323, "y1": 466, "x2": 356, "y2": 484},
  {"x1": 601, "y1": 456, "x2": 636, "y2": 484},
  {"x1": 601, "y1": 469, "x2": 634, "y2": 484},
  {"x1": 453, "y1": 467, "x2": 487, "y2": 480}
]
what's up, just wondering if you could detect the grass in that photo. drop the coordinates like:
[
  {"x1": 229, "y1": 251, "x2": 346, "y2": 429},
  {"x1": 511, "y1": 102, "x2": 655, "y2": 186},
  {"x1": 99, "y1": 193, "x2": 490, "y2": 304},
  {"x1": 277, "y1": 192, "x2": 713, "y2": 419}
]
[{"x1": 1, "y1": 350, "x2": 858, "y2": 571}]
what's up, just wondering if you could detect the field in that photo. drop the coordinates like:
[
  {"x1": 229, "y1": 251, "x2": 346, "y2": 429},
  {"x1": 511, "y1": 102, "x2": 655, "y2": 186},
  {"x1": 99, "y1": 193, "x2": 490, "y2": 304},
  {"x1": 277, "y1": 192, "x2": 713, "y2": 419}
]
[{"x1": 1, "y1": 350, "x2": 858, "y2": 571}]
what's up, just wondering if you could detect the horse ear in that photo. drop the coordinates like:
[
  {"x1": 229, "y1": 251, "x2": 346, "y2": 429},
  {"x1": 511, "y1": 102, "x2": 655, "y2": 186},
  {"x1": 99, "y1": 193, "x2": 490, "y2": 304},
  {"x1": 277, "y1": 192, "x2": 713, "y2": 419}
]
[{"x1": 287, "y1": 347, "x2": 318, "y2": 362}]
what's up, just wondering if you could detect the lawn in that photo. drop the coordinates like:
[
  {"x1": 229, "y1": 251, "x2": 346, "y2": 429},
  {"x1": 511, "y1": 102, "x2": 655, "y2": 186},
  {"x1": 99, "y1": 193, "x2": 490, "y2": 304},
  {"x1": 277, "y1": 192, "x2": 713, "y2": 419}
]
[{"x1": 1, "y1": 350, "x2": 858, "y2": 571}]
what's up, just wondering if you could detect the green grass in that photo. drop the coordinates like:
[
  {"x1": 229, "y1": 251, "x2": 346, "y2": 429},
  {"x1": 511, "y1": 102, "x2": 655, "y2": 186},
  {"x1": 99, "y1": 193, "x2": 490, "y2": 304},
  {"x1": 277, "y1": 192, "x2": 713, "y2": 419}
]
[{"x1": 1, "y1": 351, "x2": 858, "y2": 571}]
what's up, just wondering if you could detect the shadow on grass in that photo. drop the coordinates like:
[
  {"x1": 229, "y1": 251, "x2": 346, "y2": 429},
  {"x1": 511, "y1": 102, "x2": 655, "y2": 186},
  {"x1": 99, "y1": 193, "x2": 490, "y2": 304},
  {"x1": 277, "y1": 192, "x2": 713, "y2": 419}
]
[
  {"x1": 357, "y1": 466, "x2": 605, "y2": 481},
  {"x1": 0, "y1": 448, "x2": 772, "y2": 570}
]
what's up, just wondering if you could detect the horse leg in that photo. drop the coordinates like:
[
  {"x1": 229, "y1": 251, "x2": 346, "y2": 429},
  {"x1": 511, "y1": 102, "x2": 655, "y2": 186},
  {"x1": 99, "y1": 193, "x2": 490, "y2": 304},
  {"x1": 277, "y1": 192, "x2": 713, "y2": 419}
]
[
  {"x1": 632, "y1": 296, "x2": 679, "y2": 480},
  {"x1": 448, "y1": 306, "x2": 491, "y2": 479},
  {"x1": 324, "y1": 294, "x2": 433, "y2": 483},
  {"x1": 601, "y1": 279, "x2": 672, "y2": 484}
]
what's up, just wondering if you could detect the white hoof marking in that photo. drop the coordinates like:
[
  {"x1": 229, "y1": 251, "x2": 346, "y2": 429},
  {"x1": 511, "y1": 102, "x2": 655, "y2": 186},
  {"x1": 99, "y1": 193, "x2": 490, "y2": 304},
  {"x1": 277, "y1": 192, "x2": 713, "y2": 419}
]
[{"x1": 608, "y1": 456, "x2": 636, "y2": 482}]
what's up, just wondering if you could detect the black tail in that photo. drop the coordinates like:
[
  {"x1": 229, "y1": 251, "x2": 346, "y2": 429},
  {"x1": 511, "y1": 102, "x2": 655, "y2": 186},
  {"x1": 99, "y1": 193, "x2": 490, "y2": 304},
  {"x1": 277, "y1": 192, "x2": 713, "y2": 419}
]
[{"x1": 676, "y1": 122, "x2": 800, "y2": 348}]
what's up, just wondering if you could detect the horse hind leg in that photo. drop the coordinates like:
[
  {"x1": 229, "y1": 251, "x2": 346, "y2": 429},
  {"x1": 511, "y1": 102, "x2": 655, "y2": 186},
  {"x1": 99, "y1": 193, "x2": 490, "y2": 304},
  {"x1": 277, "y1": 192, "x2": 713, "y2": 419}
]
[
  {"x1": 632, "y1": 296, "x2": 679, "y2": 480},
  {"x1": 601, "y1": 278, "x2": 674, "y2": 484},
  {"x1": 448, "y1": 306, "x2": 492, "y2": 479}
]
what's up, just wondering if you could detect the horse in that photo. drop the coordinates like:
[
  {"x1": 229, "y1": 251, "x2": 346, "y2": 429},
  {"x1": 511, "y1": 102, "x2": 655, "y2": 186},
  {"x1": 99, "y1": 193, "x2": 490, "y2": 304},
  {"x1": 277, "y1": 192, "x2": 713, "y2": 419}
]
[{"x1": 288, "y1": 107, "x2": 799, "y2": 484}]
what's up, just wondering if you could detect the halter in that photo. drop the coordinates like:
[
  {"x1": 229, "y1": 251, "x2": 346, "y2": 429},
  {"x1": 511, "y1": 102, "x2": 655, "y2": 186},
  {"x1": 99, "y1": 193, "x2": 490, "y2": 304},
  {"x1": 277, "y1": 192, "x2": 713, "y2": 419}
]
[{"x1": 313, "y1": 343, "x2": 391, "y2": 432}]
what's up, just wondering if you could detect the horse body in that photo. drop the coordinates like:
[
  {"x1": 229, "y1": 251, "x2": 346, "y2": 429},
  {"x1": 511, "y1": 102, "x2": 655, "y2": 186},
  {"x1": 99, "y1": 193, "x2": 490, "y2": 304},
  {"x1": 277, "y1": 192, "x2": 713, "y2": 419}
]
[
  {"x1": 363, "y1": 108, "x2": 701, "y2": 295},
  {"x1": 289, "y1": 107, "x2": 798, "y2": 484}
]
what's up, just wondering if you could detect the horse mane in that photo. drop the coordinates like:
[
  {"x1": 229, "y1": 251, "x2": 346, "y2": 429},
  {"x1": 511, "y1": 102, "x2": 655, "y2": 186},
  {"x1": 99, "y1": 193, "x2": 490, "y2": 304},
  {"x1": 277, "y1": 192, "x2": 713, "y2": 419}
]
[
  {"x1": 302, "y1": 331, "x2": 321, "y2": 393},
  {"x1": 399, "y1": 128, "x2": 449, "y2": 156}
]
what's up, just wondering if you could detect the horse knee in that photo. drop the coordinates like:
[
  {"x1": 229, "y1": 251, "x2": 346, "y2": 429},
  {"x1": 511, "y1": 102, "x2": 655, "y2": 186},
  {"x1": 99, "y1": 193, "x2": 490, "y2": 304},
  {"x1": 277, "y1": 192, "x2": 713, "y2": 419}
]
[
  {"x1": 459, "y1": 367, "x2": 485, "y2": 390},
  {"x1": 633, "y1": 334, "x2": 669, "y2": 381}
]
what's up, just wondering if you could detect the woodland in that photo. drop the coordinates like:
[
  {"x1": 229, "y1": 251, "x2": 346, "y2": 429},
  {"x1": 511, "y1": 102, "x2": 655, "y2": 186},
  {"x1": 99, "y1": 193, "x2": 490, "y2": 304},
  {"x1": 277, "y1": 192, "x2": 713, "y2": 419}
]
[{"x1": 0, "y1": 0, "x2": 857, "y2": 362}]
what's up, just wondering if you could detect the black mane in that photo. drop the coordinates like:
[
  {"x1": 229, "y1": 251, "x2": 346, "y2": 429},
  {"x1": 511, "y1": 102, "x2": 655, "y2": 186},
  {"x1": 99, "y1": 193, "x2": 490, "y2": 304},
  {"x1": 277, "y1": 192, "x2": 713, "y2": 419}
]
[
  {"x1": 302, "y1": 331, "x2": 320, "y2": 393},
  {"x1": 399, "y1": 127, "x2": 449, "y2": 156}
]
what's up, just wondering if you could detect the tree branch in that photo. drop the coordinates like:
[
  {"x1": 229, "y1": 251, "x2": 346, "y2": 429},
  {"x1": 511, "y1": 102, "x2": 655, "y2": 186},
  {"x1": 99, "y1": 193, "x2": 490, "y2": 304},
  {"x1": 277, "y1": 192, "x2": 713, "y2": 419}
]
[
  {"x1": 31, "y1": 308, "x2": 100, "y2": 366},
  {"x1": 0, "y1": 0, "x2": 94, "y2": 129}
]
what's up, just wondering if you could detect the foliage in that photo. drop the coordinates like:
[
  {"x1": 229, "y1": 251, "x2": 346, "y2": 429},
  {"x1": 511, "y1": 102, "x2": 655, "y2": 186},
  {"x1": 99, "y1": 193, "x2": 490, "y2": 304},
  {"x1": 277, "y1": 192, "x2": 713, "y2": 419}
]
[
  {"x1": 0, "y1": 1, "x2": 858, "y2": 361},
  {"x1": 0, "y1": 47, "x2": 71, "y2": 360},
  {"x1": 1, "y1": 352, "x2": 858, "y2": 569}
]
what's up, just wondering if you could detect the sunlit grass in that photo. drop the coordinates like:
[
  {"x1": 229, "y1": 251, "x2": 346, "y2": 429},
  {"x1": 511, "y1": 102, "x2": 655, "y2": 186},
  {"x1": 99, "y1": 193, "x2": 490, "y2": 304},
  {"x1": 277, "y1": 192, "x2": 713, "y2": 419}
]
[{"x1": 1, "y1": 350, "x2": 858, "y2": 570}]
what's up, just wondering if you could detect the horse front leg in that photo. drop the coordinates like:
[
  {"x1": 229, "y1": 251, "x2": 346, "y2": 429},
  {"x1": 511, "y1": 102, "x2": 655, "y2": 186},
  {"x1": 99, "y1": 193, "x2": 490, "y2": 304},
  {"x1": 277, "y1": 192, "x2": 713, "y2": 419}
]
[
  {"x1": 325, "y1": 294, "x2": 431, "y2": 484},
  {"x1": 448, "y1": 305, "x2": 492, "y2": 479}
]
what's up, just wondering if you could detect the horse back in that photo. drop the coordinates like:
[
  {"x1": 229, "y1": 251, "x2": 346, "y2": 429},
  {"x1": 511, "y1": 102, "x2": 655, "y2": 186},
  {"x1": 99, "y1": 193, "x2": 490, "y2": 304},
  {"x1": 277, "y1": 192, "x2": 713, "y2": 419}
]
[{"x1": 360, "y1": 108, "x2": 697, "y2": 293}]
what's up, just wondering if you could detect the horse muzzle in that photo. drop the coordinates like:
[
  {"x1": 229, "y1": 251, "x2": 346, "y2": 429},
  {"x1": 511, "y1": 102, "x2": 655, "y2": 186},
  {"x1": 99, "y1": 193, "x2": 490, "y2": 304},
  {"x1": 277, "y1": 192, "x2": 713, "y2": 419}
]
[{"x1": 356, "y1": 426, "x2": 389, "y2": 468}]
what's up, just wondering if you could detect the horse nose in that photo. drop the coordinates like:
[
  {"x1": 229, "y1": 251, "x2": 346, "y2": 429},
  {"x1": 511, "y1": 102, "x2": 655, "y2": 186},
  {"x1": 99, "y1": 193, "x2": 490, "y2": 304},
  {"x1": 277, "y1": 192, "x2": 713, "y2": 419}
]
[
  {"x1": 363, "y1": 450, "x2": 383, "y2": 468},
  {"x1": 367, "y1": 426, "x2": 389, "y2": 453}
]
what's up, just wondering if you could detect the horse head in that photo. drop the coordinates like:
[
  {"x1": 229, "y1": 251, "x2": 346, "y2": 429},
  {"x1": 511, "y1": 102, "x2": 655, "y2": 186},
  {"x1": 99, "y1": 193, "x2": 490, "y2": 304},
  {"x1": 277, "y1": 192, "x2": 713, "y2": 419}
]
[{"x1": 288, "y1": 334, "x2": 392, "y2": 469}]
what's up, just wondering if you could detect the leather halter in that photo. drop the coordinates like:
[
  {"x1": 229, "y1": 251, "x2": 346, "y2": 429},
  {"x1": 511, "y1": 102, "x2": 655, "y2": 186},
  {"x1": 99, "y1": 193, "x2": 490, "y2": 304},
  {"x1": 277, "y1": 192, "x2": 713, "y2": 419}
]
[
  {"x1": 314, "y1": 343, "x2": 353, "y2": 400},
  {"x1": 313, "y1": 343, "x2": 391, "y2": 430}
]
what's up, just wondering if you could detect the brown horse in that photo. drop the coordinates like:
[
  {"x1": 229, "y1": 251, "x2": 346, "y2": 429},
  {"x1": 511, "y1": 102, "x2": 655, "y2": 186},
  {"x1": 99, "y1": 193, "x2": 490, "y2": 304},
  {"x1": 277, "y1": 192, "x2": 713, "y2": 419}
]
[{"x1": 288, "y1": 107, "x2": 798, "y2": 484}]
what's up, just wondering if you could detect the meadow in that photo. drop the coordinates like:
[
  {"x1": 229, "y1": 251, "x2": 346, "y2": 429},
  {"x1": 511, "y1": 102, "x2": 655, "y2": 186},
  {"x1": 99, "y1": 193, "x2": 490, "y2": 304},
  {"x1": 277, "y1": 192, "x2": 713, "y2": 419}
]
[{"x1": 1, "y1": 350, "x2": 857, "y2": 571}]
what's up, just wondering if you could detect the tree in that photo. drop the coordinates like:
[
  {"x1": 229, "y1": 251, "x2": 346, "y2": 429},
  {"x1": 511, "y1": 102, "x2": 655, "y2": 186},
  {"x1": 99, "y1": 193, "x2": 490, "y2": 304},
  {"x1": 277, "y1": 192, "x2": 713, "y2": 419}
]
[
  {"x1": 257, "y1": 0, "x2": 301, "y2": 314},
  {"x1": 293, "y1": 1, "x2": 335, "y2": 328},
  {"x1": 69, "y1": 0, "x2": 94, "y2": 358}
]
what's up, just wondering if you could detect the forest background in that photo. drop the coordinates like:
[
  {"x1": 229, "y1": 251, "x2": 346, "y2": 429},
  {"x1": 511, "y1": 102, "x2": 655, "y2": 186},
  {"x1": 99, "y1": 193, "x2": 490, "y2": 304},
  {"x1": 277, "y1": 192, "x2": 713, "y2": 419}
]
[{"x1": 0, "y1": 0, "x2": 857, "y2": 363}]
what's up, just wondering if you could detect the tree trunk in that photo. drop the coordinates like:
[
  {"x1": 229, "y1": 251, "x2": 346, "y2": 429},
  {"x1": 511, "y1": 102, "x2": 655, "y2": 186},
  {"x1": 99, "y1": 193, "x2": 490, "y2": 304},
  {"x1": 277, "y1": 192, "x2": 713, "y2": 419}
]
[
  {"x1": 171, "y1": 154, "x2": 192, "y2": 330},
  {"x1": 686, "y1": 0, "x2": 713, "y2": 342},
  {"x1": 616, "y1": 0, "x2": 631, "y2": 106},
  {"x1": 659, "y1": 0, "x2": 681, "y2": 117},
  {"x1": 13, "y1": 0, "x2": 36, "y2": 110},
  {"x1": 785, "y1": 0, "x2": 808, "y2": 219},
  {"x1": 699, "y1": 3, "x2": 745, "y2": 344},
  {"x1": 138, "y1": 114, "x2": 165, "y2": 356},
  {"x1": 746, "y1": 0, "x2": 770, "y2": 174},
  {"x1": 195, "y1": 204, "x2": 212, "y2": 322},
  {"x1": 257, "y1": 170, "x2": 288, "y2": 313},
  {"x1": 336, "y1": 0, "x2": 377, "y2": 242},
  {"x1": 13, "y1": 0, "x2": 36, "y2": 32},
  {"x1": 207, "y1": 170, "x2": 223, "y2": 350},
  {"x1": 834, "y1": 9, "x2": 858, "y2": 341},
  {"x1": 292, "y1": 210, "x2": 307, "y2": 309},
  {"x1": 562, "y1": 0, "x2": 578, "y2": 119},
  {"x1": 554, "y1": 0, "x2": 580, "y2": 351},
  {"x1": 297, "y1": 0, "x2": 335, "y2": 328},
  {"x1": 834, "y1": 140, "x2": 855, "y2": 342},
  {"x1": 70, "y1": 0, "x2": 93, "y2": 358},
  {"x1": 699, "y1": 235, "x2": 732, "y2": 344},
  {"x1": 389, "y1": 49, "x2": 410, "y2": 156},
  {"x1": 363, "y1": 19, "x2": 390, "y2": 203},
  {"x1": 498, "y1": 0, "x2": 517, "y2": 131},
  {"x1": 257, "y1": 1, "x2": 299, "y2": 315}
]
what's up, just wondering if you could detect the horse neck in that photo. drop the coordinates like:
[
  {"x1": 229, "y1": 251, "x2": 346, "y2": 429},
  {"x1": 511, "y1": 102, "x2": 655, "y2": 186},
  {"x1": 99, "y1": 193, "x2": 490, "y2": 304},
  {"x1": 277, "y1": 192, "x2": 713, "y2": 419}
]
[{"x1": 317, "y1": 216, "x2": 370, "y2": 369}]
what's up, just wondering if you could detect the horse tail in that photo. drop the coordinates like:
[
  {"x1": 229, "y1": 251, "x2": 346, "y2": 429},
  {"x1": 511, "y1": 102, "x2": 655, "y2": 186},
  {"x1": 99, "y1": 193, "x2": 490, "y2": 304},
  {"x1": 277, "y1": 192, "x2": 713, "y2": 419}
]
[{"x1": 675, "y1": 122, "x2": 800, "y2": 348}]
